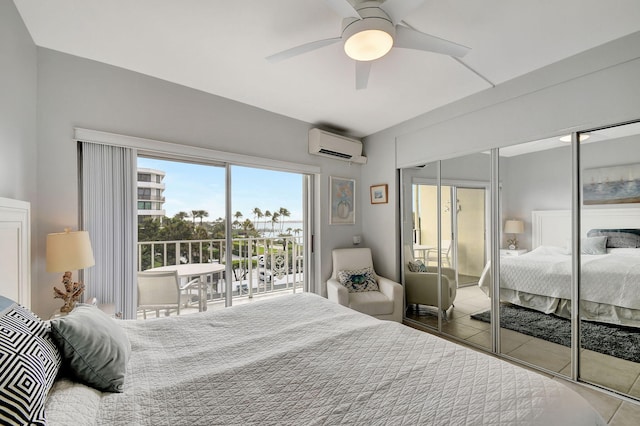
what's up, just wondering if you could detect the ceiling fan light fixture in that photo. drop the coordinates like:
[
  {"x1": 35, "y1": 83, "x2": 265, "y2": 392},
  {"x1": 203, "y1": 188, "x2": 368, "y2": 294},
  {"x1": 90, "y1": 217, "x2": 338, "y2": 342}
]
[
  {"x1": 344, "y1": 29, "x2": 393, "y2": 61},
  {"x1": 343, "y1": 17, "x2": 395, "y2": 61}
]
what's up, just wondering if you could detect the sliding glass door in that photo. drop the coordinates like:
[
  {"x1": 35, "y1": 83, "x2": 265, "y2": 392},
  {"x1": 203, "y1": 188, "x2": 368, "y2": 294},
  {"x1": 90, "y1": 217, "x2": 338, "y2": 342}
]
[{"x1": 136, "y1": 156, "x2": 311, "y2": 316}]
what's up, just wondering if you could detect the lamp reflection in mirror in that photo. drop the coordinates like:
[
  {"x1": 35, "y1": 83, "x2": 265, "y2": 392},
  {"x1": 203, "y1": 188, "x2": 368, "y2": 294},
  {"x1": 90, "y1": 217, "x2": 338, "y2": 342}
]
[
  {"x1": 46, "y1": 228, "x2": 95, "y2": 313},
  {"x1": 504, "y1": 220, "x2": 524, "y2": 250}
]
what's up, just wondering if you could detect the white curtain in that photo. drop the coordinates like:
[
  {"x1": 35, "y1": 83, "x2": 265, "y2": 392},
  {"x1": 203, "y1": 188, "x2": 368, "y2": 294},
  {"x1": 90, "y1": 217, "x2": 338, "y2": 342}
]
[{"x1": 80, "y1": 142, "x2": 138, "y2": 319}]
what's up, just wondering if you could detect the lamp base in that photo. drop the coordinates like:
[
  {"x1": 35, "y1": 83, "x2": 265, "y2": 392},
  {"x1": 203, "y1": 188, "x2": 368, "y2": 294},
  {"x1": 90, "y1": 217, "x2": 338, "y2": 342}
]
[
  {"x1": 53, "y1": 271, "x2": 85, "y2": 313},
  {"x1": 507, "y1": 237, "x2": 519, "y2": 250}
]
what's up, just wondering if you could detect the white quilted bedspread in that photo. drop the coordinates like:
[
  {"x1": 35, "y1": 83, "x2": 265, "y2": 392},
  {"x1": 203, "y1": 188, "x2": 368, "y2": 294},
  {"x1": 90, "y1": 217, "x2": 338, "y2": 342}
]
[
  {"x1": 498, "y1": 246, "x2": 640, "y2": 309},
  {"x1": 46, "y1": 293, "x2": 604, "y2": 425}
]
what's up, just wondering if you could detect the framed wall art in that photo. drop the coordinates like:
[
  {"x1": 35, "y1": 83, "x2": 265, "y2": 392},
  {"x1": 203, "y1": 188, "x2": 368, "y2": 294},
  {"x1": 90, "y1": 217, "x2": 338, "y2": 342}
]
[
  {"x1": 370, "y1": 184, "x2": 388, "y2": 204},
  {"x1": 329, "y1": 176, "x2": 355, "y2": 225},
  {"x1": 583, "y1": 163, "x2": 640, "y2": 205}
]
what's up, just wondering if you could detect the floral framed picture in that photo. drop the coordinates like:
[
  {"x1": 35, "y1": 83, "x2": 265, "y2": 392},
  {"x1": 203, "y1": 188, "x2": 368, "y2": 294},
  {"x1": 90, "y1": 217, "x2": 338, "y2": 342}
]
[
  {"x1": 329, "y1": 176, "x2": 355, "y2": 225},
  {"x1": 370, "y1": 184, "x2": 388, "y2": 204}
]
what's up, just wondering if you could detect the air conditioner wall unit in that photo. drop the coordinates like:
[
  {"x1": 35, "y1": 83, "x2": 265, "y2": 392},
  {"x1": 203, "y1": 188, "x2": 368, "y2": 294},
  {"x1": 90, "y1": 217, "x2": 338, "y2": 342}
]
[{"x1": 308, "y1": 128, "x2": 367, "y2": 164}]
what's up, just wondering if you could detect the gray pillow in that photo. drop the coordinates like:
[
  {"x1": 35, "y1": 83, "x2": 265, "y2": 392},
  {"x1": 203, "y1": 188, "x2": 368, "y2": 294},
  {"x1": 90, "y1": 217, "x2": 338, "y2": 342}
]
[
  {"x1": 581, "y1": 236, "x2": 608, "y2": 255},
  {"x1": 587, "y1": 229, "x2": 640, "y2": 248},
  {"x1": 49, "y1": 304, "x2": 130, "y2": 392}
]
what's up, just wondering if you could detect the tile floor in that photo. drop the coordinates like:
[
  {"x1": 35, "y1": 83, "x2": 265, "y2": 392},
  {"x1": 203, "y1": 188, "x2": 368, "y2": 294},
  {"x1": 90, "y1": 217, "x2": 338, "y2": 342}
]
[{"x1": 406, "y1": 285, "x2": 640, "y2": 425}]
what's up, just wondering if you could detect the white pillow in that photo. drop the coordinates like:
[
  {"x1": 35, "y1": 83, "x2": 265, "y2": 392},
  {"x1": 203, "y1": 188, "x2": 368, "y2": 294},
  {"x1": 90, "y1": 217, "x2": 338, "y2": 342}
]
[{"x1": 581, "y1": 236, "x2": 608, "y2": 255}]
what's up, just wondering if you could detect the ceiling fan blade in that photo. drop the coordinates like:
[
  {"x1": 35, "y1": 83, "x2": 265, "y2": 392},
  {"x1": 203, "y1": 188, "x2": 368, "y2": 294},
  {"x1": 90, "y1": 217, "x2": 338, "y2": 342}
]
[
  {"x1": 355, "y1": 61, "x2": 372, "y2": 90},
  {"x1": 324, "y1": 0, "x2": 361, "y2": 19},
  {"x1": 394, "y1": 25, "x2": 470, "y2": 58},
  {"x1": 379, "y1": 0, "x2": 426, "y2": 24},
  {"x1": 266, "y1": 37, "x2": 342, "y2": 63}
]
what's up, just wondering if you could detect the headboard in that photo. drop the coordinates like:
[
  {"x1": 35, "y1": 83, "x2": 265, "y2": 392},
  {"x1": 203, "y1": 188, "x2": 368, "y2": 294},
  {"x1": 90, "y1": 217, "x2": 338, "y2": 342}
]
[
  {"x1": 0, "y1": 197, "x2": 31, "y2": 308},
  {"x1": 532, "y1": 208, "x2": 640, "y2": 249}
]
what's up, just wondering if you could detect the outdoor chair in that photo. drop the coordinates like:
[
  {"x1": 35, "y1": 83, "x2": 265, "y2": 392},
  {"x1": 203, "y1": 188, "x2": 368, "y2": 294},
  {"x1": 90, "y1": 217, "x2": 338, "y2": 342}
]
[
  {"x1": 426, "y1": 239, "x2": 452, "y2": 266},
  {"x1": 137, "y1": 270, "x2": 200, "y2": 319}
]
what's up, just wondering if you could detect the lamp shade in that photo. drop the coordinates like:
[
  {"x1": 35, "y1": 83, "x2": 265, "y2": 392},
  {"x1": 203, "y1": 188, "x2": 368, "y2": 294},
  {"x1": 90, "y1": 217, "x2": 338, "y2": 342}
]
[
  {"x1": 46, "y1": 229, "x2": 95, "y2": 272},
  {"x1": 504, "y1": 220, "x2": 524, "y2": 234}
]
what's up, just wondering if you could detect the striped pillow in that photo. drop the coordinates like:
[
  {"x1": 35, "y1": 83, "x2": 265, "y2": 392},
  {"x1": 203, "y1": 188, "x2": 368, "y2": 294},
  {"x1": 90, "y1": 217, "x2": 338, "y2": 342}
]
[{"x1": 0, "y1": 296, "x2": 61, "y2": 425}]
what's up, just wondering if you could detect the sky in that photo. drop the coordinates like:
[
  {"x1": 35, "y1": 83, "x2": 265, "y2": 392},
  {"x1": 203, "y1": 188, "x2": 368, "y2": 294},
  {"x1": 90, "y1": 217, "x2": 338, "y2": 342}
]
[{"x1": 138, "y1": 157, "x2": 303, "y2": 223}]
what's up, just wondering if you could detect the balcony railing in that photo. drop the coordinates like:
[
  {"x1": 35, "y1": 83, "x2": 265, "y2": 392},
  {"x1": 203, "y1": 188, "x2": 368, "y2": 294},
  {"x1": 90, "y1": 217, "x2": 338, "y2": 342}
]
[{"x1": 137, "y1": 236, "x2": 304, "y2": 302}]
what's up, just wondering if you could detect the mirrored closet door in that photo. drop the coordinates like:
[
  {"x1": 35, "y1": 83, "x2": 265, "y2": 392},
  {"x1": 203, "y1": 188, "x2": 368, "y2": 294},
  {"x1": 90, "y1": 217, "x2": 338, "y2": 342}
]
[
  {"x1": 497, "y1": 137, "x2": 573, "y2": 374},
  {"x1": 399, "y1": 120, "x2": 640, "y2": 402},
  {"x1": 578, "y1": 121, "x2": 640, "y2": 396},
  {"x1": 439, "y1": 153, "x2": 491, "y2": 349},
  {"x1": 401, "y1": 163, "x2": 440, "y2": 330},
  {"x1": 400, "y1": 153, "x2": 492, "y2": 350}
]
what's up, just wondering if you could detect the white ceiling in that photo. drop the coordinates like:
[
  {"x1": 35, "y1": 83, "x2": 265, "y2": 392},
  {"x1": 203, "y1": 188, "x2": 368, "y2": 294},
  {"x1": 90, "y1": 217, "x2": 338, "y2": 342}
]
[{"x1": 13, "y1": 0, "x2": 640, "y2": 137}]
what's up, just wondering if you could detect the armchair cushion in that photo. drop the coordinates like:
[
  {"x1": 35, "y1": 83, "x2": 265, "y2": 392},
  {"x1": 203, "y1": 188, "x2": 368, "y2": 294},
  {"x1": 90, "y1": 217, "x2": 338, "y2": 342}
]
[
  {"x1": 348, "y1": 291, "x2": 394, "y2": 316},
  {"x1": 407, "y1": 259, "x2": 428, "y2": 272},
  {"x1": 337, "y1": 267, "x2": 379, "y2": 293}
]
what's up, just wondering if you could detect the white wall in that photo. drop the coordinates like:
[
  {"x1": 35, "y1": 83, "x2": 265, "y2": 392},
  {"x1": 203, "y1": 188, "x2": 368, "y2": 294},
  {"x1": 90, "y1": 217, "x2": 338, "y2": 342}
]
[
  {"x1": 362, "y1": 31, "x2": 640, "y2": 282},
  {"x1": 31, "y1": 48, "x2": 363, "y2": 318},
  {"x1": 359, "y1": 128, "x2": 399, "y2": 280},
  {"x1": 0, "y1": 1, "x2": 38, "y2": 304}
]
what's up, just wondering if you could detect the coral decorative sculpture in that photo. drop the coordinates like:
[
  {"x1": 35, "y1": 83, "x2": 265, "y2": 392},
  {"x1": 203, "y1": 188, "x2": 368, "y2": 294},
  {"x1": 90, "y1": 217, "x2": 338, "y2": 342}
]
[{"x1": 53, "y1": 271, "x2": 85, "y2": 313}]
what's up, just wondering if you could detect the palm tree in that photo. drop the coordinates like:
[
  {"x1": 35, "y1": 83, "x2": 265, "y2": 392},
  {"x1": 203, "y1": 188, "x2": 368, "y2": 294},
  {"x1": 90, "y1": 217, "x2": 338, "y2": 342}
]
[
  {"x1": 264, "y1": 210, "x2": 272, "y2": 235},
  {"x1": 278, "y1": 207, "x2": 291, "y2": 233},
  {"x1": 242, "y1": 218, "x2": 254, "y2": 233},
  {"x1": 234, "y1": 211, "x2": 243, "y2": 223},
  {"x1": 191, "y1": 209, "x2": 209, "y2": 226},
  {"x1": 174, "y1": 211, "x2": 190, "y2": 221},
  {"x1": 199, "y1": 210, "x2": 209, "y2": 225},
  {"x1": 252, "y1": 207, "x2": 263, "y2": 231},
  {"x1": 286, "y1": 227, "x2": 292, "y2": 235},
  {"x1": 271, "y1": 211, "x2": 280, "y2": 234}
]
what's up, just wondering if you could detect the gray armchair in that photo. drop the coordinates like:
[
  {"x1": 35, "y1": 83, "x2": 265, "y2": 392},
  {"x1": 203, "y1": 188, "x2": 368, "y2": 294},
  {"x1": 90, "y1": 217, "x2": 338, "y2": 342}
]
[
  {"x1": 327, "y1": 248, "x2": 403, "y2": 322},
  {"x1": 404, "y1": 245, "x2": 457, "y2": 319}
]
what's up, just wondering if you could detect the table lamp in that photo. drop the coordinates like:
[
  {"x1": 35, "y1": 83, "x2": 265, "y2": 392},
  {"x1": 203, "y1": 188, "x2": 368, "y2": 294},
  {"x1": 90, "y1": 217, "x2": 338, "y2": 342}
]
[
  {"x1": 504, "y1": 220, "x2": 524, "y2": 250},
  {"x1": 46, "y1": 228, "x2": 95, "y2": 313}
]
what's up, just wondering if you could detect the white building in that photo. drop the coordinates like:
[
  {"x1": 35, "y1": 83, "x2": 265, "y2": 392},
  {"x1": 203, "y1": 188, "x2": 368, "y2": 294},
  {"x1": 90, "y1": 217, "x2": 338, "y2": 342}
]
[{"x1": 137, "y1": 168, "x2": 165, "y2": 223}]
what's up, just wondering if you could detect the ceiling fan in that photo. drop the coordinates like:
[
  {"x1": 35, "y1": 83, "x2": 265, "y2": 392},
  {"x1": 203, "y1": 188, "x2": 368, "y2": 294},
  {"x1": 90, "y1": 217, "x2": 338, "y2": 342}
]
[{"x1": 266, "y1": 0, "x2": 470, "y2": 90}]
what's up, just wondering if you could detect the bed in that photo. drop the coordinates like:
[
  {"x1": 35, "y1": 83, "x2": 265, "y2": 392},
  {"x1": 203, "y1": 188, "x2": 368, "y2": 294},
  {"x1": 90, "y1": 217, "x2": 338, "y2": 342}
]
[
  {"x1": 0, "y1": 294, "x2": 605, "y2": 425},
  {"x1": 478, "y1": 208, "x2": 640, "y2": 328}
]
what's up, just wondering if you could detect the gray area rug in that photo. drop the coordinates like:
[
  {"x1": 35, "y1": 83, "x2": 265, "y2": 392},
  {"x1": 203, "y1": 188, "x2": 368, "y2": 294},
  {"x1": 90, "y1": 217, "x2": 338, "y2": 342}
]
[{"x1": 471, "y1": 304, "x2": 640, "y2": 363}]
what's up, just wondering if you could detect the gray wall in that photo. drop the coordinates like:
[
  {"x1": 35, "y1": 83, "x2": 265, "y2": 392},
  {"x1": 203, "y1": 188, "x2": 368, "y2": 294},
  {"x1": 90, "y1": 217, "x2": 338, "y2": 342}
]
[
  {"x1": 32, "y1": 48, "x2": 365, "y2": 318},
  {"x1": 502, "y1": 135, "x2": 640, "y2": 250},
  {"x1": 362, "y1": 31, "x2": 640, "y2": 282},
  {"x1": 0, "y1": 1, "x2": 38, "y2": 306},
  {"x1": 0, "y1": 1, "x2": 37, "y2": 204}
]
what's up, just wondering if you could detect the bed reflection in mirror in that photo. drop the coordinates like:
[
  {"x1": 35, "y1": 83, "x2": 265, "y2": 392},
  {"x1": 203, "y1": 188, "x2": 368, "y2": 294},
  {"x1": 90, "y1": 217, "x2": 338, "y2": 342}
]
[
  {"x1": 579, "y1": 121, "x2": 640, "y2": 397},
  {"x1": 495, "y1": 137, "x2": 573, "y2": 374}
]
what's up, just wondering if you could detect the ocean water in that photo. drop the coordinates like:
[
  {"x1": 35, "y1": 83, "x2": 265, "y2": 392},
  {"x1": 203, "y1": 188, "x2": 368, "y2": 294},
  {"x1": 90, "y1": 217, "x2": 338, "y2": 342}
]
[{"x1": 254, "y1": 221, "x2": 304, "y2": 238}]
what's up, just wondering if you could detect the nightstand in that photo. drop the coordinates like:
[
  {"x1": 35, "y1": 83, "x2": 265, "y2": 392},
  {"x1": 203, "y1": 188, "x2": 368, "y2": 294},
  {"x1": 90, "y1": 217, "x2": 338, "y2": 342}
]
[
  {"x1": 50, "y1": 302, "x2": 118, "y2": 319},
  {"x1": 500, "y1": 249, "x2": 528, "y2": 257}
]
